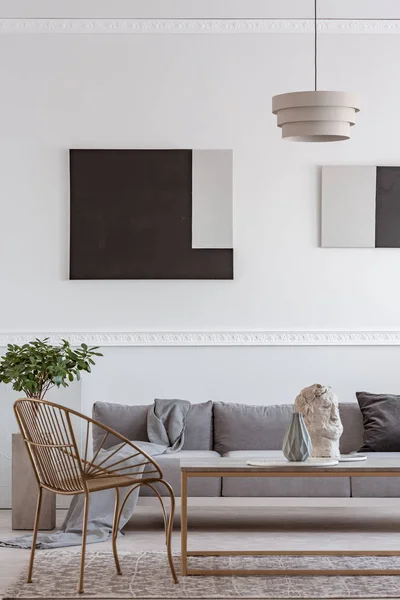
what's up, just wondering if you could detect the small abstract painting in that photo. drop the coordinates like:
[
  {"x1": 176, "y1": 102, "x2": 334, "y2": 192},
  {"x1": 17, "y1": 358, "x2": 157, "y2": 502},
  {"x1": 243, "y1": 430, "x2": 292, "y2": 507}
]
[
  {"x1": 69, "y1": 149, "x2": 233, "y2": 279},
  {"x1": 321, "y1": 166, "x2": 400, "y2": 248}
]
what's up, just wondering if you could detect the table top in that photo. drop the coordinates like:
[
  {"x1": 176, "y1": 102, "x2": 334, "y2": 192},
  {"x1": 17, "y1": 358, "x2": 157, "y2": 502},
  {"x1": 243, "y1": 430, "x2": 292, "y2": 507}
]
[{"x1": 180, "y1": 457, "x2": 400, "y2": 474}]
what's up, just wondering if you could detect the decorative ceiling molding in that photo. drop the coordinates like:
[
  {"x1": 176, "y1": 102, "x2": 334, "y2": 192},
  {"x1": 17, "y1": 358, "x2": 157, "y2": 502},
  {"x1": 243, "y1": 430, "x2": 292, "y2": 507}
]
[
  {"x1": 0, "y1": 19, "x2": 399, "y2": 35},
  {"x1": 1, "y1": 331, "x2": 400, "y2": 347}
]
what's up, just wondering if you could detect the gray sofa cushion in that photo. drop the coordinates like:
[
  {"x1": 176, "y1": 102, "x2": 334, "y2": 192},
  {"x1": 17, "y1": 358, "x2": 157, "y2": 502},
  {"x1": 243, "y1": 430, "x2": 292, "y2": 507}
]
[
  {"x1": 223, "y1": 450, "x2": 284, "y2": 459},
  {"x1": 142, "y1": 450, "x2": 221, "y2": 497},
  {"x1": 92, "y1": 400, "x2": 213, "y2": 451},
  {"x1": 213, "y1": 401, "x2": 364, "y2": 456},
  {"x1": 351, "y1": 477, "x2": 400, "y2": 497},
  {"x1": 182, "y1": 400, "x2": 213, "y2": 451},
  {"x1": 222, "y1": 475, "x2": 350, "y2": 497},
  {"x1": 356, "y1": 392, "x2": 400, "y2": 452},
  {"x1": 93, "y1": 402, "x2": 148, "y2": 451},
  {"x1": 213, "y1": 402, "x2": 294, "y2": 454},
  {"x1": 338, "y1": 403, "x2": 364, "y2": 453},
  {"x1": 351, "y1": 452, "x2": 400, "y2": 497},
  {"x1": 221, "y1": 450, "x2": 350, "y2": 497}
]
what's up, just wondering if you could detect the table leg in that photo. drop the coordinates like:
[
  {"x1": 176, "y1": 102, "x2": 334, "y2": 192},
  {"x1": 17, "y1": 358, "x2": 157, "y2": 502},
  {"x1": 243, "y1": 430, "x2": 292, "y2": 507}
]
[
  {"x1": 179, "y1": 469, "x2": 400, "y2": 576},
  {"x1": 181, "y1": 471, "x2": 188, "y2": 576}
]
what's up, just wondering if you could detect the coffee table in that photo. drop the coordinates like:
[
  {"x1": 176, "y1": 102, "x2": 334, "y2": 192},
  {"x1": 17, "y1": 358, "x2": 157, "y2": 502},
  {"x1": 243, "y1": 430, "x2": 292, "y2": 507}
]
[{"x1": 180, "y1": 457, "x2": 400, "y2": 576}]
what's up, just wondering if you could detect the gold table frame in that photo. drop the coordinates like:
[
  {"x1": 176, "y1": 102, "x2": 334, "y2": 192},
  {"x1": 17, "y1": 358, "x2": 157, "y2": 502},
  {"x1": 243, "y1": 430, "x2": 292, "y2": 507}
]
[{"x1": 180, "y1": 459, "x2": 400, "y2": 576}]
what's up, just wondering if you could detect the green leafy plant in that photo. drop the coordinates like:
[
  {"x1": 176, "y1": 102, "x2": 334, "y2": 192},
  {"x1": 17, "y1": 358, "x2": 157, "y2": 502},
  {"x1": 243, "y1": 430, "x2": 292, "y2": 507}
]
[{"x1": 0, "y1": 338, "x2": 102, "y2": 399}]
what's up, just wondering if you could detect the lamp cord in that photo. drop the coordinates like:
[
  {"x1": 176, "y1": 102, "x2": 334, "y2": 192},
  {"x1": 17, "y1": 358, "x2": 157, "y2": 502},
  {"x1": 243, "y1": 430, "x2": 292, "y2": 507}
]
[{"x1": 314, "y1": 0, "x2": 318, "y2": 91}]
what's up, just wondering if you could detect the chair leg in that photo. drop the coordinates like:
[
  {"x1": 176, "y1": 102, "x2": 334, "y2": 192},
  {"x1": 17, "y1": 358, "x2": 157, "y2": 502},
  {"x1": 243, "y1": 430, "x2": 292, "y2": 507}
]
[
  {"x1": 112, "y1": 480, "x2": 178, "y2": 584},
  {"x1": 78, "y1": 491, "x2": 89, "y2": 594},
  {"x1": 27, "y1": 486, "x2": 43, "y2": 584},
  {"x1": 157, "y1": 480, "x2": 178, "y2": 584},
  {"x1": 112, "y1": 483, "x2": 143, "y2": 576},
  {"x1": 144, "y1": 483, "x2": 168, "y2": 544},
  {"x1": 112, "y1": 488, "x2": 122, "y2": 575}
]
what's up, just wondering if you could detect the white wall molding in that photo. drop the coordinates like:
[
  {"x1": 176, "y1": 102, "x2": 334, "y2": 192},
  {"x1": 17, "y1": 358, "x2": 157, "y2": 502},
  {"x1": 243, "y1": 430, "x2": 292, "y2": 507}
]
[
  {"x1": 1, "y1": 19, "x2": 400, "y2": 35},
  {"x1": 2, "y1": 331, "x2": 400, "y2": 347}
]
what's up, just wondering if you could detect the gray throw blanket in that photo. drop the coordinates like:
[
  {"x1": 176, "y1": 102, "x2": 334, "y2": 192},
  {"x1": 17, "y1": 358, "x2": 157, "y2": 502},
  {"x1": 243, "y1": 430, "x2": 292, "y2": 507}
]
[{"x1": 0, "y1": 399, "x2": 190, "y2": 549}]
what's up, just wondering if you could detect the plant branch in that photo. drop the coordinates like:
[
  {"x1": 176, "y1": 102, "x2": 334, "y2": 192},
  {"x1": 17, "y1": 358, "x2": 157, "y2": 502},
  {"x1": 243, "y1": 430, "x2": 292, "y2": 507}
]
[{"x1": 0, "y1": 339, "x2": 102, "y2": 399}]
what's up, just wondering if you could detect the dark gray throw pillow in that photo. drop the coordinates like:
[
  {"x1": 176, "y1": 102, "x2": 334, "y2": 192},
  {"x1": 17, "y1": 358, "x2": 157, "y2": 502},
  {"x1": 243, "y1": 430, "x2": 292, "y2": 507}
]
[{"x1": 356, "y1": 391, "x2": 400, "y2": 452}]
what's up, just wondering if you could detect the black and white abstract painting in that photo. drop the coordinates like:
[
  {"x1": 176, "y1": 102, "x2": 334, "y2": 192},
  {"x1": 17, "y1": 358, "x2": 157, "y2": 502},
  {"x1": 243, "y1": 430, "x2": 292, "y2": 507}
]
[
  {"x1": 69, "y1": 149, "x2": 233, "y2": 279},
  {"x1": 321, "y1": 166, "x2": 400, "y2": 248}
]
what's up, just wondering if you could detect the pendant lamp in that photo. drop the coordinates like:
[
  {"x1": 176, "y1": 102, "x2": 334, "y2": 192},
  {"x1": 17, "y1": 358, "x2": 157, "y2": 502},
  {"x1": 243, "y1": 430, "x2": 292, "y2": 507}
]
[{"x1": 272, "y1": 0, "x2": 360, "y2": 142}]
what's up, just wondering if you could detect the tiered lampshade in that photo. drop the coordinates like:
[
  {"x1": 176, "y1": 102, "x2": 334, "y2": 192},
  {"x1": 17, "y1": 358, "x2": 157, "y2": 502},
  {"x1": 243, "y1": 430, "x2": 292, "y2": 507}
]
[{"x1": 272, "y1": 91, "x2": 360, "y2": 142}]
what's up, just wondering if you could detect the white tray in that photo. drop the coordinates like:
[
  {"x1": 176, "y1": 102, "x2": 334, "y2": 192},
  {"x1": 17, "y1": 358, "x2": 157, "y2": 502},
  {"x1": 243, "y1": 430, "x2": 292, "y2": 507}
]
[
  {"x1": 339, "y1": 454, "x2": 367, "y2": 462},
  {"x1": 246, "y1": 458, "x2": 339, "y2": 468}
]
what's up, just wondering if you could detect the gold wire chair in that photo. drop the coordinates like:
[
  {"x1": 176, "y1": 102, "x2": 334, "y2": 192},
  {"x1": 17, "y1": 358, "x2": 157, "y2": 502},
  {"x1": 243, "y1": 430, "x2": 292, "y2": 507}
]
[{"x1": 14, "y1": 398, "x2": 178, "y2": 594}]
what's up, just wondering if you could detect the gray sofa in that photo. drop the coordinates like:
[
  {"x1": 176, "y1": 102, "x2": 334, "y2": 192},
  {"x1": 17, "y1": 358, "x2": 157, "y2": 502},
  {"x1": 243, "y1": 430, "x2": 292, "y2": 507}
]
[{"x1": 92, "y1": 400, "x2": 398, "y2": 498}]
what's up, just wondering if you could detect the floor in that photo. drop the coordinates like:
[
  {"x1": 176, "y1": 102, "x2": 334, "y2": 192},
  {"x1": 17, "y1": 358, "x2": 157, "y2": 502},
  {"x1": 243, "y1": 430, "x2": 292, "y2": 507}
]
[{"x1": 1, "y1": 505, "x2": 400, "y2": 599}]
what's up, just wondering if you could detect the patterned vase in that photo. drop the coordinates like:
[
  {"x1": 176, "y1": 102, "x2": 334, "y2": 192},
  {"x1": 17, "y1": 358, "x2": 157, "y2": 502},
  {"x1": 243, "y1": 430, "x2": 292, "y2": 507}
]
[{"x1": 282, "y1": 412, "x2": 312, "y2": 462}]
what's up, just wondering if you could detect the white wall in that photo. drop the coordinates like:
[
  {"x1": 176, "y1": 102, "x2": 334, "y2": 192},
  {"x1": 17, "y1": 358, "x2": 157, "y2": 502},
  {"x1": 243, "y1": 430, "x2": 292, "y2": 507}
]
[
  {"x1": 80, "y1": 346, "x2": 400, "y2": 410},
  {"x1": 2, "y1": 32, "x2": 400, "y2": 330},
  {"x1": 1, "y1": 1, "x2": 400, "y2": 505}
]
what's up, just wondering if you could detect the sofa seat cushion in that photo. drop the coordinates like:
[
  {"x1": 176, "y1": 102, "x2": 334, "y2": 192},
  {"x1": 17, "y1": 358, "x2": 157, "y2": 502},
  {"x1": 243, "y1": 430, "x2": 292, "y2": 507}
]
[
  {"x1": 223, "y1": 450, "x2": 283, "y2": 458},
  {"x1": 351, "y1": 452, "x2": 400, "y2": 497},
  {"x1": 142, "y1": 450, "x2": 221, "y2": 497},
  {"x1": 93, "y1": 400, "x2": 213, "y2": 451},
  {"x1": 221, "y1": 451, "x2": 350, "y2": 498}
]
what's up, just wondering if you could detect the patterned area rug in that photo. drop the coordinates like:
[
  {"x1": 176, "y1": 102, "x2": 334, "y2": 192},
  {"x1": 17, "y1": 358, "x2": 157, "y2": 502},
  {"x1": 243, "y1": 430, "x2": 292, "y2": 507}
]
[{"x1": 5, "y1": 550, "x2": 400, "y2": 598}]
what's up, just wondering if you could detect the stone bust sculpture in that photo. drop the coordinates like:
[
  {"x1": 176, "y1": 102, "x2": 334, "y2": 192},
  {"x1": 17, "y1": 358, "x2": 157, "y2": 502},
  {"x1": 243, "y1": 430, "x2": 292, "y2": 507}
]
[{"x1": 294, "y1": 384, "x2": 343, "y2": 459}]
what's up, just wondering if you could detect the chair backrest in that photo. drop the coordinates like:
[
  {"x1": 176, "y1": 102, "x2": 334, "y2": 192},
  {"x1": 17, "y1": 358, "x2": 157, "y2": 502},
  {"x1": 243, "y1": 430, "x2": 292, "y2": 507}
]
[
  {"x1": 14, "y1": 398, "x2": 163, "y2": 494},
  {"x1": 14, "y1": 398, "x2": 85, "y2": 494}
]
